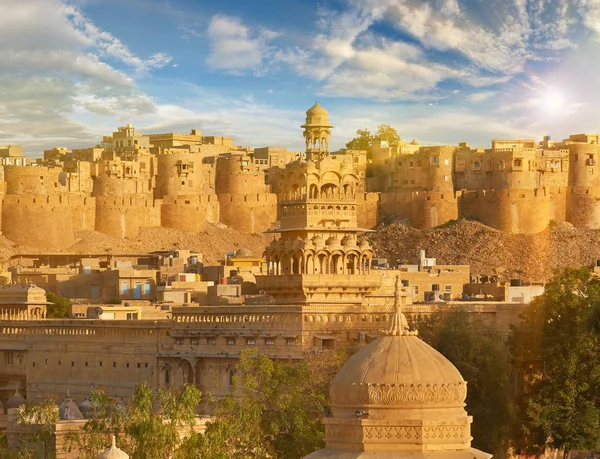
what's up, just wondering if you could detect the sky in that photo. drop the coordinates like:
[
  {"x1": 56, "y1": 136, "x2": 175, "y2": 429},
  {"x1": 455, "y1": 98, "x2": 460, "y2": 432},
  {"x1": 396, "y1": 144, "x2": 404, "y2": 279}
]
[{"x1": 3, "y1": 0, "x2": 600, "y2": 156}]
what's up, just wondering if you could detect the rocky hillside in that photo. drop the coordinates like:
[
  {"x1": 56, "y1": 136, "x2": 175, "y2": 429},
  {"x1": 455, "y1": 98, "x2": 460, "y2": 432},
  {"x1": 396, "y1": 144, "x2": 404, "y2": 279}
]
[
  {"x1": 0, "y1": 223, "x2": 274, "y2": 266},
  {"x1": 368, "y1": 219, "x2": 600, "y2": 281}
]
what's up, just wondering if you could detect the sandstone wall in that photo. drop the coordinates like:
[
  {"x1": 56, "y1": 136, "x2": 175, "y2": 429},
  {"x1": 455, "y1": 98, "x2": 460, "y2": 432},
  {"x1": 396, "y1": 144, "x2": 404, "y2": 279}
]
[
  {"x1": 565, "y1": 187, "x2": 600, "y2": 228},
  {"x1": 95, "y1": 196, "x2": 161, "y2": 238},
  {"x1": 161, "y1": 194, "x2": 220, "y2": 232},
  {"x1": 458, "y1": 188, "x2": 551, "y2": 234},
  {"x1": 4, "y1": 166, "x2": 65, "y2": 195},
  {"x1": 356, "y1": 192, "x2": 379, "y2": 229},
  {"x1": 2, "y1": 195, "x2": 76, "y2": 248},
  {"x1": 155, "y1": 153, "x2": 209, "y2": 198},
  {"x1": 218, "y1": 193, "x2": 277, "y2": 233},
  {"x1": 379, "y1": 191, "x2": 458, "y2": 229}
]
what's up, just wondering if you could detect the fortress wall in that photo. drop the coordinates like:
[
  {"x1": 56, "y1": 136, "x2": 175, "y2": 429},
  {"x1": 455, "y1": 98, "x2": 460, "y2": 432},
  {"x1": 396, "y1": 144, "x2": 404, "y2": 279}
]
[
  {"x1": 356, "y1": 192, "x2": 379, "y2": 229},
  {"x1": 568, "y1": 143, "x2": 600, "y2": 188},
  {"x1": 409, "y1": 191, "x2": 458, "y2": 229},
  {"x1": 92, "y1": 175, "x2": 146, "y2": 197},
  {"x1": 4, "y1": 166, "x2": 66, "y2": 195},
  {"x1": 215, "y1": 156, "x2": 266, "y2": 195},
  {"x1": 379, "y1": 192, "x2": 412, "y2": 221},
  {"x1": 95, "y1": 197, "x2": 161, "y2": 238},
  {"x1": 458, "y1": 188, "x2": 551, "y2": 233},
  {"x1": 565, "y1": 186, "x2": 600, "y2": 228},
  {"x1": 218, "y1": 193, "x2": 277, "y2": 233},
  {"x1": 155, "y1": 153, "x2": 208, "y2": 199},
  {"x1": 161, "y1": 194, "x2": 220, "y2": 232},
  {"x1": 2, "y1": 195, "x2": 76, "y2": 248},
  {"x1": 548, "y1": 187, "x2": 567, "y2": 223}
]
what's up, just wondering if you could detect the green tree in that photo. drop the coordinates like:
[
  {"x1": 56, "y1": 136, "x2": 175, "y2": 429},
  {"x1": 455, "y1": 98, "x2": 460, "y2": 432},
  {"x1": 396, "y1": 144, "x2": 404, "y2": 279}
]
[
  {"x1": 0, "y1": 399, "x2": 60, "y2": 459},
  {"x1": 375, "y1": 124, "x2": 400, "y2": 146},
  {"x1": 72, "y1": 384, "x2": 202, "y2": 459},
  {"x1": 345, "y1": 128, "x2": 373, "y2": 153},
  {"x1": 45, "y1": 292, "x2": 71, "y2": 319},
  {"x1": 510, "y1": 268, "x2": 600, "y2": 456},
  {"x1": 414, "y1": 309, "x2": 516, "y2": 458},
  {"x1": 198, "y1": 348, "x2": 346, "y2": 459}
]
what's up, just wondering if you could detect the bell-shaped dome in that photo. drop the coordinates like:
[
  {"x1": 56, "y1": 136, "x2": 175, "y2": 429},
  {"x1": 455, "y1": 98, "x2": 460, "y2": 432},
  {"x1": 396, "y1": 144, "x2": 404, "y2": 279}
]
[
  {"x1": 306, "y1": 101, "x2": 328, "y2": 118},
  {"x1": 340, "y1": 235, "x2": 356, "y2": 247},
  {"x1": 79, "y1": 397, "x2": 94, "y2": 419},
  {"x1": 98, "y1": 435, "x2": 129, "y2": 459},
  {"x1": 305, "y1": 160, "x2": 317, "y2": 172},
  {"x1": 325, "y1": 235, "x2": 341, "y2": 248}
]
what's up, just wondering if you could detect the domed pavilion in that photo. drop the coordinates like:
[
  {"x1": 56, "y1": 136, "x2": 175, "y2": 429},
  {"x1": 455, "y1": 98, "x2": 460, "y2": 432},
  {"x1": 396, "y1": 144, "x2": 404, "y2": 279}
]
[{"x1": 305, "y1": 277, "x2": 492, "y2": 458}]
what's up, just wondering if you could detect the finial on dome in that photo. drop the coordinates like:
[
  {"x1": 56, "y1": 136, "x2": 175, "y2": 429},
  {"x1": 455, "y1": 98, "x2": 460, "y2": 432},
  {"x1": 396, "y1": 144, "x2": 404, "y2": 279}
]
[
  {"x1": 111, "y1": 435, "x2": 116, "y2": 447},
  {"x1": 385, "y1": 276, "x2": 417, "y2": 336}
]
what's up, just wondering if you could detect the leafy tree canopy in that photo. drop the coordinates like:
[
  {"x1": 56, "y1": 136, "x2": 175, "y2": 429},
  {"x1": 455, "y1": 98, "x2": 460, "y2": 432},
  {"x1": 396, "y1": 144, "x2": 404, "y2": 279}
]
[
  {"x1": 45, "y1": 292, "x2": 71, "y2": 319},
  {"x1": 413, "y1": 309, "x2": 516, "y2": 459},
  {"x1": 510, "y1": 267, "x2": 600, "y2": 456}
]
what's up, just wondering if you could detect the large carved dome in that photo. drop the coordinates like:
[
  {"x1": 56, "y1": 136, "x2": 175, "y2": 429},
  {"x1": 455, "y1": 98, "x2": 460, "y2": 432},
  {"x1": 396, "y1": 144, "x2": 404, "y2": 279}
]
[{"x1": 330, "y1": 334, "x2": 466, "y2": 408}]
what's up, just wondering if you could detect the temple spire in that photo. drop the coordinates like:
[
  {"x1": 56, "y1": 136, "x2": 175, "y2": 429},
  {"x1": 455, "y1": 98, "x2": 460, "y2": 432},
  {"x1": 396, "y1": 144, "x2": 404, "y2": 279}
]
[{"x1": 385, "y1": 275, "x2": 417, "y2": 336}]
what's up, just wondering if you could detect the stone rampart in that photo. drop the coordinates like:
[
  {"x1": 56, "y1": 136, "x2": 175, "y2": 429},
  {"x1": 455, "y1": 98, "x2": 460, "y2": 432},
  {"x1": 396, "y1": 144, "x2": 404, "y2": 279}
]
[
  {"x1": 161, "y1": 194, "x2": 220, "y2": 232},
  {"x1": 379, "y1": 191, "x2": 458, "y2": 229},
  {"x1": 458, "y1": 188, "x2": 552, "y2": 233},
  {"x1": 218, "y1": 193, "x2": 277, "y2": 233},
  {"x1": 4, "y1": 166, "x2": 65, "y2": 195},
  {"x1": 356, "y1": 192, "x2": 379, "y2": 229},
  {"x1": 1, "y1": 195, "x2": 79, "y2": 248},
  {"x1": 95, "y1": 196, "x2": 161, "y2": 238},
  {"x1": 565, "y1": 186, "x2": 600, "y2": 228}
]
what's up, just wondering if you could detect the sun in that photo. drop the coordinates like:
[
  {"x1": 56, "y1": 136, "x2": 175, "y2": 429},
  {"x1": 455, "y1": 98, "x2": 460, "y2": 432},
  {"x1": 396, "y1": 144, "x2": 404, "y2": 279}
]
[{"x1": 542, "y1": 90, "x2": 565, "y2": 112}]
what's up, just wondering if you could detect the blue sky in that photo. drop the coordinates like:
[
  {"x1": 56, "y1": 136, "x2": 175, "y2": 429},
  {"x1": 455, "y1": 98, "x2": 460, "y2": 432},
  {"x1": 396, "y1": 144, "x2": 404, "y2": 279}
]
[{"x1": 3, "y1": 0, "x2": 600, "y2": 155}]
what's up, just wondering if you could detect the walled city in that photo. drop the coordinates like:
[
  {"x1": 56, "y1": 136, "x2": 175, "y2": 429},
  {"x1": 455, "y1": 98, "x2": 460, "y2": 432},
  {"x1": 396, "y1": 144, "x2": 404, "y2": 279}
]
[
  {"x1": 1, "y1": 103, "x2": 600, "y2": 252},
  {"x1": 0, "y1": 102, "x2": 597, "y2": 457}
]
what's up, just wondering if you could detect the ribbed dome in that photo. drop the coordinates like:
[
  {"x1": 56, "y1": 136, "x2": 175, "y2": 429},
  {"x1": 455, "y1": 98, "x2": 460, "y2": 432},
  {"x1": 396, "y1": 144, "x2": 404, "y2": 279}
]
[
  {"x1": 59, "y1": 390, "x2": 84, "y2": 420},
  {"x1": 330, "y1": 335, "x2": 466, "y2": 408},
  {"x1": 306, "y1": 102, "x2": 328, "y2": 117}
]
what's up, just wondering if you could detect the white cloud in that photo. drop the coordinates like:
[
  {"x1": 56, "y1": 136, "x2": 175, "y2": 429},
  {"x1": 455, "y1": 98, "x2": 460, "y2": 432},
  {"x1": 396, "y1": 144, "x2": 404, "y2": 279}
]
[
  {"x1": 467, "y1": 91, "x2": 499, "y2": 103},
  {"x1": 0, "y1": 0, "x2": 169, "y2": 147},
  {"x1": 206, "y1": 15, "x2": 278, "y2": 74}
]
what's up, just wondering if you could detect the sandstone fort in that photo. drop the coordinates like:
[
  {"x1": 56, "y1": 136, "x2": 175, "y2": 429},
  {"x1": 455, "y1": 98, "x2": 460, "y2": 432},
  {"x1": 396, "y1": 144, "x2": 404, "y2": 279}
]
[{"x1": 1, "y1": 102, "x2": 599, "y2": 251}]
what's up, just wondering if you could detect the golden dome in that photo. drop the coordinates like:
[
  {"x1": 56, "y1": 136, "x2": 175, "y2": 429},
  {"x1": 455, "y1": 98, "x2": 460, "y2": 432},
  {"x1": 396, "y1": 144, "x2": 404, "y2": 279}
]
[
  {"x1": 306, "y1": 101, "x2": 328, "y2": 117},
  {"x1": 330, "y1": 335, "x2": 466, "y2": 408}
]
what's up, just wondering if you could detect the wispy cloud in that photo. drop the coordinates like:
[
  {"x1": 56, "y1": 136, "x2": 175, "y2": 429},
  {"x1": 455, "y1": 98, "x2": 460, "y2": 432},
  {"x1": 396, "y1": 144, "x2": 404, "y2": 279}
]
[{"x1": 206, "y1": 15, "x2": 279, "y2": 75}]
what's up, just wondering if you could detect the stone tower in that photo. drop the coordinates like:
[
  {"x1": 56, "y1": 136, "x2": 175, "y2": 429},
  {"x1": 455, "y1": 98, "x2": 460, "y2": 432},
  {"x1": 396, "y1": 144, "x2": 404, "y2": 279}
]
[
  {"x1": 257, "y1": 102, "x2": 381, "y2": 304},
  {"x1": 302, "y1": 102, "x2": 333, "y2": 161}
]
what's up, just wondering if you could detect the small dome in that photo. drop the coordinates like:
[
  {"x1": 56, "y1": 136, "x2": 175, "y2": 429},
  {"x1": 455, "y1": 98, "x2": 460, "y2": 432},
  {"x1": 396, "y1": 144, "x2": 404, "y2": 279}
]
[
  {"x1": 306, "y1": 102, "x2": 328, "y2": 117},
  {"x1": 59, "y1": 390, "x2": 84, "y2": 420},
  {"x1": 98, "y1": 436, "x2": 129, "y2": 459},
  {"x1": 6, "y1": 389, "x2": 26, "y2": 409},
  {"x1": 305, "y1": 160, "x2": 317, "y2": 171},
  {"x1": 312, "y1": 234, "x2": 325, "y2": 247},
  {"x1": 340, "y1": 235, "x2": 356, "y2": 247},
  {"x1": 410, "y1": 139, "x2": 419, "y2": 145},
  {"x1": 79, "y1": 397, "x2": 93, "y2": 419},
  {"x1": 234, "y1": 248, "x2": 253, "y2": 257},
  {"x1": 358, "y1": 238, "x2": 370, "y2": 248},
  {"x1": 325, "y1": 235, "x2": 341, "y2": 247}
]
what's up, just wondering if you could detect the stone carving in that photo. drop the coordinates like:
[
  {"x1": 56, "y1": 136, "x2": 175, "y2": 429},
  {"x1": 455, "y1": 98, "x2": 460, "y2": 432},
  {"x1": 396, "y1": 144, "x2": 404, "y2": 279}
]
[{"x1": 332, "y1": 382, "x2": 467, "y2": 406}]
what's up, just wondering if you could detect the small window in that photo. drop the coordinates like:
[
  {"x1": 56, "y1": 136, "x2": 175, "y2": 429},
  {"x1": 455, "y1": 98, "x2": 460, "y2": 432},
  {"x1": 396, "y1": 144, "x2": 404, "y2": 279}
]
[
  {"x1": 265, "y1": 338, "x2": 275, "y2": 346},
  {"x1": 145, "y1": 363, "x2": 148, "y2": 368},
  {"x1": 246, "y1": 338, "x2": 256, "y2": 345},
  {"x1": 444, "y1": 285, "x2": 452, "y2": 292},
  {"x1": 191, "y1": 338, "x2": 200, "y2": 345},
  {"x1": 432, "y1": 284, "x2": 440, "y2": 291},
  {"x1": 286, "y1": 338, "x2": 296, "y2": 346},
  {"x1": 85, "y1": 361, "x2": 88, "y2": 367},
  {"x1": 126, "y1": 363, "x2": 130, "y2": 368},
  {"x1": 137, "y1": 363, "x2": 141, "y2": 368},
  {"x1": 71, "y1": 361, "x2": 75, "y2": 367},
  {"x1": 227, "y1": 337, "x2": 236, "y2": 345},
  {"x1": 99, "y1": 361, "x2": 103, "y2": 367},
  {"x1": 113, "y1": 361, "x2": 116, "y2": 367},
  {"x1": 175, "y1": 338, "x2": 184, "y2": 345},
  {"x1": 401, "y1": 279, "x2": 409, "y2": 287},
  {"x1": 207, "y1": 337, "x2": 216, "y2": 345}
]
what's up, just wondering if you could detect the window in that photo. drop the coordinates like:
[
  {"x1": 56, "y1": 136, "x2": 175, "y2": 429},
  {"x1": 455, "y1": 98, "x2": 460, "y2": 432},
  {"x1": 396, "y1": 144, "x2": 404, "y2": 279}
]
[
  {"x1": 286, "y1": 338, "x2": 296, "y2": 346},
  {"x1": 265, "y1": 338, "x2": 275, "y2": 346},
  {"x1": 121, "y1": 282, "x2": 129, "y2": 294},
  {"x1": 413, "y1": 286, "x2": 419, "y2": 295},
  {"x1": 113, "y1": 361, "x2": 116, "y2": 368},
  {"x1": 71, "y1": 361, "x2": 75, "y2": 367},
  {"x1": 175, "y1": 338, "x2": 184, "y2": 345},
  {"x1": 137, "y1": 363, "x2": 141, "y2": 368},
  {"x1": 143, "y1": 282, "x2": 151, "y2": 295},
  {"x1": 85, "y1": 361, "x2": 88, "y2": 367},
  {"x1": 432, "y1": 284, "x2": 440, "y2": 291},
  {"x1": 126, "y1": 312, "x2": 138, "y2": 320},
  {"x1": 190, "y1": 338, "x2": 200, "y2": 345},
  {"x1": 227, "y1": 337, "x2": 236, "y2": 345},
  {"x1": 207, "y1": 337, "x2": 216, "y2": 345},
  {"x1": 514, "y1": 159, "x2": 522, "y2": 167},
  {"x1": 590, "y1": 168, "x2": 595, "y2": 176},
  {"x1": 473, "y1": 161, "x2": 481, "y2": 169},
  {"x1": 444, "y1": 285, "x2": 452, "y2": 292},
  {"x1": 444, "y1": 159, "x2": 449, "y2": 165},
  {"x1": 126, "y1": 363, "x2": 130, "y2": 368},
  {"x1": 401, "y1": 279, "x2": 409, "y2": 287},
  {"x1": 246, "y1": 338, "x2": 256, "y2": 345},
  {"x1": 99, "y1": 361, "x2": 103, "y2": 367}
]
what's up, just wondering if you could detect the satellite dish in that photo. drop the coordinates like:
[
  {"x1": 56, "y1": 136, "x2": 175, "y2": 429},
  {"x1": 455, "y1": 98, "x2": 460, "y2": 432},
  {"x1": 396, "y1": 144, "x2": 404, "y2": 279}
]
[{"x1": 95, "y1": 307, "x2": 103, "y2": 316}]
